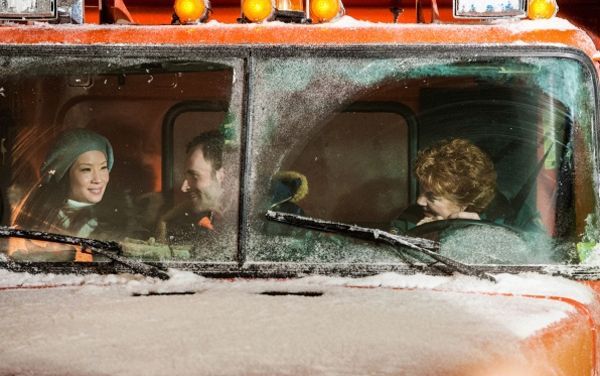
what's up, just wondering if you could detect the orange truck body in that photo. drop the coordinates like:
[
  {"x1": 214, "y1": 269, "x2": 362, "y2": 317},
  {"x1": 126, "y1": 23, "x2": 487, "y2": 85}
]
[{"x1": 1, "y1": 0, "x2": 600, "y2": 374}]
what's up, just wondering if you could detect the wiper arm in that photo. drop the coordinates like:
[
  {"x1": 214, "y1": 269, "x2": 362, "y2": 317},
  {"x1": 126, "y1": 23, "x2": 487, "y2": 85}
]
[
  {"x1": 266, "y1": 210, "x2": 496, "y2": 283},
  {"x1": 0, "y1": 226, "x2": 170, "y2": 280}
]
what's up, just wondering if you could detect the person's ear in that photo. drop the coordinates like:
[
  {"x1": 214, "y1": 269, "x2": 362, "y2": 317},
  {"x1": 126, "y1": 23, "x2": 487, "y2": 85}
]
[{"x1": 181, "y1": 179, "x2": 190, "y2": 192}]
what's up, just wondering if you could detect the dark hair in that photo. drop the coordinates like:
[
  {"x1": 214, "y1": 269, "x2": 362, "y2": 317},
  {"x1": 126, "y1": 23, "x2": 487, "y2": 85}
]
[{"x1": 186, "y1": 130, "x2": 224, "y2": 171}]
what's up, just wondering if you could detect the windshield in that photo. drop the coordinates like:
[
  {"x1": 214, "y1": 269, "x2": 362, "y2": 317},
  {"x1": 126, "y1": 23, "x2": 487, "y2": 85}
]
[
  {"x1": 0, "y1": 48, "x2": 598, "y2": 269},
  {"x1": 0, "y1": 51, "x2": 244, "y2": 263},
  {"x1": 245, "y1": 52, "x2": 598, "y2": 266}
]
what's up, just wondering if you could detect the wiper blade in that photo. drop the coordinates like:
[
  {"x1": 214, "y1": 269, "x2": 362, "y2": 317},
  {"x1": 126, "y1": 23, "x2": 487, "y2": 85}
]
[
  {"x1": 0, "y1": 226, "x2": 169, "y2": 280},
  {"x1": 0, "y1": 226, "x2": 121, "y2": 251},
  {"x1": 266, "y1": 210, "x2": 496, "y2": 283}
]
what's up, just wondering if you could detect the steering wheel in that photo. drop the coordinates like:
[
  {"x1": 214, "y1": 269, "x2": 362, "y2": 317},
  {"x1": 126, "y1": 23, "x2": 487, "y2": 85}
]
[{"x1": 405, "y1": 218, "x2": 522, "y2": 239}]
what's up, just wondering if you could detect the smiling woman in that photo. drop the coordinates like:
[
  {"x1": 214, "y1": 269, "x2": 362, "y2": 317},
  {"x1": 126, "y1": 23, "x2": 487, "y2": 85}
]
[
  {"x1": 10, "y1": 129, "x2": 120, "y2": 261},
  {"x1": 67, "y1": 150, "x2": 110, "y2": 204},
  {"x1": 413, "y1": 138, "x2": 498, "y2": 225}
]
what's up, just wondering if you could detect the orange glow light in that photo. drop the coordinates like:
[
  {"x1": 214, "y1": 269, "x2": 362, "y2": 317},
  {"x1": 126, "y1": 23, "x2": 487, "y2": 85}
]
[
  {"x1": 527, "y1": 0, "x2": 558, "y2": 19},
  {"x1": 243, "y1": 0, "x2": 274, "y2": 22},
  {"x1": 174, "y1": 0, "x2": 206, "y2": 23},
  {"x1": 311, "y1": 0, "x2": 341, "y2": 22}
]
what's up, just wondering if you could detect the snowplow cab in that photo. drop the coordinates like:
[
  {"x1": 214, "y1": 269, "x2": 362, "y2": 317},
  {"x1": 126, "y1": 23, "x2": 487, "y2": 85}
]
[{"x1": 0, "y1": 0, "x2": 600, "y2": 374}]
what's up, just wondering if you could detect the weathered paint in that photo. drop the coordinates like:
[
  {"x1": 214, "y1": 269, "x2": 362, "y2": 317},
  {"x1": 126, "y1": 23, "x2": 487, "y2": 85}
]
[{"x1": 0, "y1": 23, "x2": 595, "y2": 59}]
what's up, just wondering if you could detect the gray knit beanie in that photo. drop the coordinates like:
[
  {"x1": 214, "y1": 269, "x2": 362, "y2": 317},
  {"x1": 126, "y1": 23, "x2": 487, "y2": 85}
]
[{"x1": 41, "y1": 129, "x2": 114, "y2": 183}]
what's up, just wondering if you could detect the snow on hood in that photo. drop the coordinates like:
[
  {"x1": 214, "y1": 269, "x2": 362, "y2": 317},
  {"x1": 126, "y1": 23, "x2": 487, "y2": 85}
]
[
  {"x1": 0, "y1": 270, "x2": 590, "y2": 375},
  {"x1": 0, "y1": 269, "x2": 593, "y2": 339},
  {"x1": 341, "y1": 271, "x2": 594, "y2": 303},
  {"x1": 0, "y1": 268, "x2": 592, "y2": 304},
  {"x1": 0, "y1": 268, "x2": 595, "y2": 375}
]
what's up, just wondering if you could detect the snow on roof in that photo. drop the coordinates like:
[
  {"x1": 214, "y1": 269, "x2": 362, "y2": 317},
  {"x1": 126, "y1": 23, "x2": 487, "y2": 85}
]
[
  {"x1": 205, "y1": 15, "x2": 580, "y2": 30},
  {"x1": 320, "y1": 15, "x2": 579, "y2": 31},
  {"x1": 497, "y1": 17, "x2": 578, "y2": 32},
  {"x1": 4, "y1": 15, "x2": 596, "y2": 55},
  {"x1": 13, "y1": 15, "x2": 581, "y2": 32}
]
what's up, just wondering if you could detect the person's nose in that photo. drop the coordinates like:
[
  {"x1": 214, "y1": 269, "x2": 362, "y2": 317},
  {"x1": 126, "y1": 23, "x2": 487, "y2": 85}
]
[
  {"x1": 417, "y1": 194, "x2": 427, "y2": 207},
  {"x1": 181, "y1": 179, "x2": 190, "y2": 193},
  {"x1": 91, "y1": 169, "x2": 101, "y2": 183}
]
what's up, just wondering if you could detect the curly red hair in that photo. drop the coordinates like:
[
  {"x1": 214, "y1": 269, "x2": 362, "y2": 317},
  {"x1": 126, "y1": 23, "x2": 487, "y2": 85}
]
[{"x1": 415, "y1": 138, "x2": 496, "y2": 213}]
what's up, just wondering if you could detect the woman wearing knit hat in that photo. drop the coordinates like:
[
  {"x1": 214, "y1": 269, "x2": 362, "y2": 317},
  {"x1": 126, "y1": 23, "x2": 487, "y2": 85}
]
[{"x1": 12, "y1": 129, "x2": 115, "y2": 260}]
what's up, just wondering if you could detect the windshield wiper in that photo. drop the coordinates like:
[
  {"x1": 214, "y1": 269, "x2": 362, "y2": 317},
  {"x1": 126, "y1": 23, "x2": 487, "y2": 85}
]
[
  {"x1": 266, "y1": 210, "x2": 496, "y2": 282},
  {"x1": 0, "y1": 226, "x2": 170, "y2": 280}
]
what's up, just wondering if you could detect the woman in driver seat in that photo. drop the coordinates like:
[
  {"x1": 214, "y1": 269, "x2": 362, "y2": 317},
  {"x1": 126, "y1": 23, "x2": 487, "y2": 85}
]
[{"x1": 391, "y1": 138, "x2": 514, "y2": 233}]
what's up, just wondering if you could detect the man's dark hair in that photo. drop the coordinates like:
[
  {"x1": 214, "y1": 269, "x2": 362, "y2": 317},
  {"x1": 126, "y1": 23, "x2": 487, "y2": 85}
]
[{"x1": 186, "y1": 130, "x2": 224, "y2": 171}]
